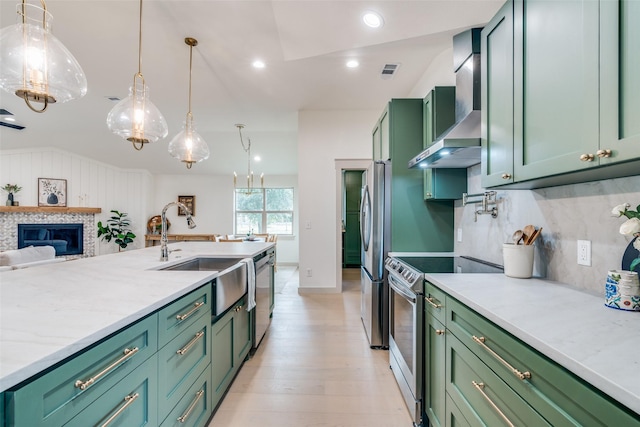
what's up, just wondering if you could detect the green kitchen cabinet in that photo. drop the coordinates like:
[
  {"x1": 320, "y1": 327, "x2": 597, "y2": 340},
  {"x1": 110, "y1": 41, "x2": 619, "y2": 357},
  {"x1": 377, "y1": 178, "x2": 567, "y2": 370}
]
[
  {"x1": 445, "y1": 394, "x2": 472, "y2": 427},
  {"x1": 211, "y1": 296, "x2": 250, "y2": 410},
  {"x1": 160, "y1": 365, "x2": 213, "y2": 427},
  {"x1": 481, "y1": 0, "x2": 515, "y2": 187},
  {"x1": 422, "y1": 87, "x2": 467, "y2": 201},
  {"x1": 600, "y1": 0, "x2": 640, "y2": 164},
  {"x1": 158, "y1": 282, "x2": 211, "y2": 348},
  {"x1": 423, "y1": 311, "x2": 446, "y2": 427},
  {"x1": 65, "y1": 355, "x2": 158, "y2": 427}
]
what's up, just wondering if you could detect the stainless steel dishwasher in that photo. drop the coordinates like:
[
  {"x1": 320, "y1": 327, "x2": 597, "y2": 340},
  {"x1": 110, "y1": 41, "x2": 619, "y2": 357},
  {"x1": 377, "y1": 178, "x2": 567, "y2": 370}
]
[{"x1": 252, "y1": 250, "x2": 275, "y2": 352}]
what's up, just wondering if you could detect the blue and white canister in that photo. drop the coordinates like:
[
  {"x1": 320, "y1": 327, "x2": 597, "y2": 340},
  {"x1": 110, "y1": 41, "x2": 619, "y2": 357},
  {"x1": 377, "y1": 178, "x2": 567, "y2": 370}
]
[{"x1": 605, "y1": 270, "x2": 640, "y2": 311}]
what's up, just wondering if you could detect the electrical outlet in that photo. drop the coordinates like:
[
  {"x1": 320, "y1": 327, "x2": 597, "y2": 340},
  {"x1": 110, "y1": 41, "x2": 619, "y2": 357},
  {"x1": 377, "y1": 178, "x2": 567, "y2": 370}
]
[
  {"x1": 457, "y1": 228, "x2": 463, "y2": 242},
  {"x1": 577, "y1": 240, "x2": 591, "y2": 266},
  {"x1": 306, "y1": 268, "x2": 312, "y2": 277},
  {"x1": 305, "y1": 220, "x2": 311, "y2": 229}
]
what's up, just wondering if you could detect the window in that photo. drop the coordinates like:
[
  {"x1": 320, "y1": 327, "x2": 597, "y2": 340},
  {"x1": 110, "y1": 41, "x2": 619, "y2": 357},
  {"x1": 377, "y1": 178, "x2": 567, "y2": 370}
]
[{"x1": 235, "y1": 188, "x2": 294, "y2": 235}]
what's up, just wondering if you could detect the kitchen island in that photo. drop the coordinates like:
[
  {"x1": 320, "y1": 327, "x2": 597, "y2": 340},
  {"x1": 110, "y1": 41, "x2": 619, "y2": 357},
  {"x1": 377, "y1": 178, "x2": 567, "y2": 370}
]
[
  {"x1": 424, "y1": 272, "x2": 640, "y2": 424},
  {"x1": 0, "y1": 241, "x2": 273, "y2": 392}
]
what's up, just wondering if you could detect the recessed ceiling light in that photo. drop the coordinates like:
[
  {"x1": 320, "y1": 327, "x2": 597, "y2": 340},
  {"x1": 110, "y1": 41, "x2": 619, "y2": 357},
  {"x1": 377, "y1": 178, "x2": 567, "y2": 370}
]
[
  {"x1": 252, "y1": 60, "x2": 266, "y2": 69},
  {"x1": 346, "y1": 60, "x2": 359, "y2": 68},
  {"x1": 363, "y1": 11, "x2": 384, "y2": 28}
]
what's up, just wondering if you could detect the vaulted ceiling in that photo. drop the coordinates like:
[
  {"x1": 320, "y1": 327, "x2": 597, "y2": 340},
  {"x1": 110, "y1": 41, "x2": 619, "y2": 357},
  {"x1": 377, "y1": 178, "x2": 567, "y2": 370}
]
[{"x1": 0, "y1": 0, "x2": 503, "y2": 175}]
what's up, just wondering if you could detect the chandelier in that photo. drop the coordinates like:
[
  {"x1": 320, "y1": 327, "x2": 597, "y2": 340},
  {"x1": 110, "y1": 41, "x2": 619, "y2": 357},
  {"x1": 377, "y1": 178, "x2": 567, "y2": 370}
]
[
  {"x1": 167, "y1": 37, "x2": 209, "y2": 169},
  {"x1": 233, "y1": 124, "x2": 264, "y2": 193},
  {"x1": 106, "y1": 0, "x2": 168, "y2": 150},
  {"x1": 0, "y1": 0, "x2": 87, "y2": 113}
]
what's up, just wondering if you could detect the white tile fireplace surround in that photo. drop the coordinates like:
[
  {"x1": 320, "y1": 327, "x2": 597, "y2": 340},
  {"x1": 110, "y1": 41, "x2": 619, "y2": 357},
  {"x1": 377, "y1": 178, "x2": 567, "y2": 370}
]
[{"x1": 0, "y1": 211, "x2": 97, "y2": 258}]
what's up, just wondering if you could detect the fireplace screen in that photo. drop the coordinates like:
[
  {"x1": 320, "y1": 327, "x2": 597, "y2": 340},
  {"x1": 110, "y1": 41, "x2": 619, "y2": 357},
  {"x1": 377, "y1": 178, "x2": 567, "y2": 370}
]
[{"x1": 18, "y1": 224, "x2": 83, "y2": 256}]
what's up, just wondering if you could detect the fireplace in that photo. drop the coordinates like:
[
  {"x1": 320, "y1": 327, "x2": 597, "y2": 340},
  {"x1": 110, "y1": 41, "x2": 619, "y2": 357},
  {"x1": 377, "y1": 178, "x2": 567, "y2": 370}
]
[{"x1": 18, "y1": 224, "x2": 84, "y2": 256}]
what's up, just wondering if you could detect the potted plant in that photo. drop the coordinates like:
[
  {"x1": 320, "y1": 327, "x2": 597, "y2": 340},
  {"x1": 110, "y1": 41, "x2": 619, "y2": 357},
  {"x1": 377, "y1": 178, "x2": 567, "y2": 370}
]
[
  {"x1": 1, "y1": 184, "x2": 22, "y2": 206},
  {"x1": 97, "y1": 210, "x2": 136, "y2": 251}
]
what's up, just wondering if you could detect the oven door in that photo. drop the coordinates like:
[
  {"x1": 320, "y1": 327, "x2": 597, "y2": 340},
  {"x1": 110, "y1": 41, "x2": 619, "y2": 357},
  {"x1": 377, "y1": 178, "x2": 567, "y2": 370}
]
[{"x1": 388, "y1": 272, "x2": 423, "y2": 426}]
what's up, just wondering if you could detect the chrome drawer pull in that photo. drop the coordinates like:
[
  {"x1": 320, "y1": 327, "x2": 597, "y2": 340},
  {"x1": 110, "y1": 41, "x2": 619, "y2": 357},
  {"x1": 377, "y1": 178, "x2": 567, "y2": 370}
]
[
  {"x1": 472, "y1": 336, "x2": 531, "y2": 380},
  {"x1": 176, "y1": 331, "x2": 205, "y2": 355},
  {"x1": 472, "y1": 381, "x2": 514, "y2": 427},
  {"x1": 425, "y1": 297, "x2": 442, "y2": 309},
  {"x1": 176, "y1": 301, "x2": 205, "y2": 321},
  {"x1": 98, "y1": 392, "x2": 139, "y2": 427},
  {"x1": 75, "y1": 347, "x2": 139, "y2": 390},
  {"x1": 177, "y1": 389, "x2": 205, "y2": 423}
]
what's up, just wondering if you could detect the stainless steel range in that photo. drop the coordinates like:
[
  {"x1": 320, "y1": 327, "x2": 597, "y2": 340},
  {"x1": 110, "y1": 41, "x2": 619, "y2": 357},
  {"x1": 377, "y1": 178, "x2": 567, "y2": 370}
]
[{"x1": 385, "y1": 255, "x2": 503, "y2": 426}]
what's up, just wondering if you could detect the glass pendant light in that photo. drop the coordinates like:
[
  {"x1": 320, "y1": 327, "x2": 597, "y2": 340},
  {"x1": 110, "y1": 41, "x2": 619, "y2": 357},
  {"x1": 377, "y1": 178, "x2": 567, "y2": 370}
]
[
  {"x1": 168, "y1": 37, "x2": 209, "y2": 169},
  {"x1": 233, "y1": 124, "x2": 264, "y2": 194},
  {"x1": 106, "y1": 0, "x2": 167, "y2": 150},
  {"x1": 0, "y1": 0, "x2": 87, "y2": 113}
]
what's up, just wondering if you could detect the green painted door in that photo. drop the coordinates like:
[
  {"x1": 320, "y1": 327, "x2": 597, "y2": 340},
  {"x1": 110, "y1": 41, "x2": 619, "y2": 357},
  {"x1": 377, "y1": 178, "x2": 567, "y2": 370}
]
[
  {"x1": 233, "y1": 298, "x2": 252, "y2": 365},
  {"x1": 513, "y1": 0, "x2": 599, "y2": 181},
  {"x1": 343, "y1": 170, "x2": 362, "y2": 267},
  {"x1": 211, "y1": 310, "x2": 235, "y2": 409},
  {"x1": 424, "y1": 313, "x2": 446, "y2": 427},
  {"x1": 600, "y1": 0, "x2": 640, "y2": 164},
  {"x1": 481, "y1": 0, "x2": 515, "y2": 187},
  {"x1": 372, "y1": 121, "x2": 382, "y2": 161},
  {"x1": 380, "y1": 108, "x2": 390, "y2": 161}
]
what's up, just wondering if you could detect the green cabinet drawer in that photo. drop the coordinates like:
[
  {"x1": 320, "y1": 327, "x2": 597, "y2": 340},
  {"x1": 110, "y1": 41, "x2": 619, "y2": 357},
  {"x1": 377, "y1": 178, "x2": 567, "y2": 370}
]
[
  {"x1": 445, "y1": 393, "x2": 471, "y2": 427},
  {"x1": 158, "y1": 312, "x2": 210, "y2": 422},
  {"x1": 158, "y1": 284, "x2": 212, "y2": 348},
  {"x1": 160, "y1": 364, "x2": 212, "y2": 427},
  {"x1": 424, "y1": 313, "x2": 446, "y2": 427},
  {"x1": 64, "y1": 355, "x2": 158, "y2": 427},
  {"x1": 446, "y1": 333, "x2": 551, "y2": 427},
  {"x1": 447, "y1": 296, "x2": 640, "y2": 426},
  {"x1": 425, "y1": 282, "x2": 446, "y2": 325},
  {"x1": 5, "y1": 314, "x2": 157, "y2": 427}
]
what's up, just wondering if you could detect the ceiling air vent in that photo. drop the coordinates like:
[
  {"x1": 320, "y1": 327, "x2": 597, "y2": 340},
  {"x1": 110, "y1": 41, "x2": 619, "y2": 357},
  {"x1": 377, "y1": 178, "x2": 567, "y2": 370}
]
[{"x1": 380, "y1": 63, "x2": 400, "y2": 79}]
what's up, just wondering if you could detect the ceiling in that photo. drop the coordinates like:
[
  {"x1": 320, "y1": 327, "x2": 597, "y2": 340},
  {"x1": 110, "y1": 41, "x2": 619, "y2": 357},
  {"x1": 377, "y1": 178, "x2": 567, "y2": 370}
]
[{"x1": 0, "y1": 0, "x2": 503, "y2": 176}]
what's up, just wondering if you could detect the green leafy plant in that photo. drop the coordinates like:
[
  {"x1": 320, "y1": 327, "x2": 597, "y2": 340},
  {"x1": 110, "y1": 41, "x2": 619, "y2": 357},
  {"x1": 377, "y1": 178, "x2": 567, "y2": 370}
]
[
  {"x1": 97, "y1": 210, "x2": 136, "y2": 251},
  {"x1": 1, "y1": 184, "x2": 22, "y2": 193}
]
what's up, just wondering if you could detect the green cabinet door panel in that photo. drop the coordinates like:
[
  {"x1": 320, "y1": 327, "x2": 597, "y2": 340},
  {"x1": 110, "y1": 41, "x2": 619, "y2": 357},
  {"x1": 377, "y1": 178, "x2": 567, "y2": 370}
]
[
  {"x1": 380, "y1": 108, "x2": 390, "y2": 161},
  {"x1": 159, "y1": 364, "x2": 212, "y2": 427},
  {"x1": 211, "y1": 308, "x2": 236, "y2": 409},
  {"x1": 481, "y1": 0, "x2": 515, "y2": 188},
  {"x1": 445, "y1": 393, "x2": 472, "y2": 427},
  {"x1": 158, "y1": 315, "x2": 210, "y2": 422},
  {"x1": 343, "y1": 170, "x2": 362, "y2": 266},
  {"x1": 424, "y1": 314, "x2": 446, "y2": 427},
  {"x1": 158, "y1": 284, "x2": 212, "y2": 348},
  {"x1": 65, "y1": 355, "x2": 158, "y2": 427},
  {"x1": 600, "y1": 0, "x2": 640, "y2": 164},
  {"x1": 233, "y1": 297, "x2": 252, "y2": 365},
  {"x1": 446, "y1": 334, "x2": 552, "y2": 427},
  {"x1": 372, "y1": 121, "x2": 382, "y2": 161},
  {"x1": 513, "y1": 0, "x2": 600, "y2": 181},
  {"x1": 423, "y1": 169, "x2": 467, "y2": 201},
  {"x1": 5, "y1": 314, "x2": 158, "y2": 427}
]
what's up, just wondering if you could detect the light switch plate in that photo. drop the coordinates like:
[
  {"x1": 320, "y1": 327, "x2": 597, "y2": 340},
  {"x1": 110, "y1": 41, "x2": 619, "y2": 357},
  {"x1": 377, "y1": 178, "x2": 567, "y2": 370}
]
[
  {"x1": 577, "y1": 240, "x2": 591, "y2": 266},
  {"x1": 457, "y1": 228, "x2": 462, "y2": 242}
]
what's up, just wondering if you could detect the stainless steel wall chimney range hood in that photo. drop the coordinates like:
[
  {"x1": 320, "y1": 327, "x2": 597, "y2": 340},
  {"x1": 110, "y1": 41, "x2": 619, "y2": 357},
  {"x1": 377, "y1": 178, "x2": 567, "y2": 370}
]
[{"x1": 409, "y1": 28, "x2": 483, "y2": 169}]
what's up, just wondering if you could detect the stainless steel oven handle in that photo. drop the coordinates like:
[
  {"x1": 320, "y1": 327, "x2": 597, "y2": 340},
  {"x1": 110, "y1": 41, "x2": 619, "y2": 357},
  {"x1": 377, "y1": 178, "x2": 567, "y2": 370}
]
[{"x1": 388, "y1": 276, "x2": 416, "y2": 304}]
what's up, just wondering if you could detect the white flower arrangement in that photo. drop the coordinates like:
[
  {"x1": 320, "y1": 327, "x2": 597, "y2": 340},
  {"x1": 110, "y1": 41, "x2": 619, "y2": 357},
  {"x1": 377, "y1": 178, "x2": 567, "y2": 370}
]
[{"x1": 612, "y1": 203, "x2": 640, "y2": 271}]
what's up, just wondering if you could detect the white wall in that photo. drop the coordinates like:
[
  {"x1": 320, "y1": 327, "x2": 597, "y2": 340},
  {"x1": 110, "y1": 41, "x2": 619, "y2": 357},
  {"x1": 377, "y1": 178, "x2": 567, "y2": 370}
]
[
  {"x1": 298, "y1": 110, "x2": 379, "y2": 291},
  {"x1": 152, "y1": 173, "x2": 299, "y2": 264},
  {"x1": 409, "y1": 48, "x2": 456, "y2": 97},
  {"x1": 0, "y1": 148, "x2": 153, "y2": 255}
]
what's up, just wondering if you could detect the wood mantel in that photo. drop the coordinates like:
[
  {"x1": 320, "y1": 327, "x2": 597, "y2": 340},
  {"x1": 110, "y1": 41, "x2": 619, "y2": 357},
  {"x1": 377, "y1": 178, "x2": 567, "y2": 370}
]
[{"x1": 0, "y1": 206, "x2": 101, "y2": 214}]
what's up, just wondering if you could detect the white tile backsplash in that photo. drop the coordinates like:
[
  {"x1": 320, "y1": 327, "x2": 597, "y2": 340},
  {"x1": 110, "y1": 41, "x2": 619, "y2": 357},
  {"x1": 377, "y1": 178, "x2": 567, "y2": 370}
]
[{"x1": 455, "y1": 165, "x2": 640, "y2": 294}]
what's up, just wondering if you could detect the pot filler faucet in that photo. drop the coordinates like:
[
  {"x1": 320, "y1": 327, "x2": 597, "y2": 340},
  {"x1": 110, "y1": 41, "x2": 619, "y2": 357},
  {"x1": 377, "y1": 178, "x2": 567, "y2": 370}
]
[{"x1": 160, "y1": 201, "x2": 196, "y2": 261}]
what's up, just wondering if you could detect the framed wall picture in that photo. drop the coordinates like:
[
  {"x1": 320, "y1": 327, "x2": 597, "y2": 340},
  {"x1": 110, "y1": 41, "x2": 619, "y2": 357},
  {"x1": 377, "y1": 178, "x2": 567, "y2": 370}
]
[
  {"x1": 177, "y1": 195, "x2": 195, "y2": 216},
  {"x1": 38, "y1": 178, "x2": 67, "y2": 207}
]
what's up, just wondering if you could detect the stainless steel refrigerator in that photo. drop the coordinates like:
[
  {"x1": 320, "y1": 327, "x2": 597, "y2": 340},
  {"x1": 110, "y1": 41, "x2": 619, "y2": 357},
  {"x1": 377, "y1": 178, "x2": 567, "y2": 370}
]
[{"x1": 360, "y1": 161, "x2": 390, "y2": 348}]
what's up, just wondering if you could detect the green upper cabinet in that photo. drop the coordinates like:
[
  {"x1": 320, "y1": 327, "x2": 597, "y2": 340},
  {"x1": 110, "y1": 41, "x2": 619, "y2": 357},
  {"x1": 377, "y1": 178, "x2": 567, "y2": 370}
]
[
  {"x1": 423, "y1": 87, "x2": 467, "y2": 200},
  {"x1": 481, "y1": 0, "x2": 515, "y2": 188},
  {"x1": 600, "y1": 0, "x2": 640, "y2": 163},
  {"x1": 373, "y1": 107, "x2": 391, "y2": 161}
]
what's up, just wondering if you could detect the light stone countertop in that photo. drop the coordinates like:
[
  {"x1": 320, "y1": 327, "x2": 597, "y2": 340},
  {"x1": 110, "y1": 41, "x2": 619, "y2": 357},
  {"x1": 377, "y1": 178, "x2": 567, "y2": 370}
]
[
  {"x1": 424, "y1": 273, "x2": 640, "y2": 416},
  {"x1": 0, "y1": 241, "x2": 274, "y2": 392}
]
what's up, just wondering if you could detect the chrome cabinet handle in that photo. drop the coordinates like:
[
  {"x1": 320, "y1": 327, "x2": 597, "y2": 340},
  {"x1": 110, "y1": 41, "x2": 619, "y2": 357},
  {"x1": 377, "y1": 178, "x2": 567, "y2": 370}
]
[
  {"x1": 98, "y1": 392, "x2": 140, "y2": 427},
  {"x1": 596, "y1": 149, "x2": 612, "y2": 158},
  {"x1": 579, "y1": 153, "x2": 595, "y2": 162},
  {"x1": 472, "y1": 336, "x2": 531, "y2": 380},
  {"x1": 472, "y1": 381, "x2": 514, "y2": 427},
  {"x1": 176, "y1": 301, "x2": 205, "y2": 321},
  {"x1": 425, "y1": 297, "x2": 442, "y2": 309},
  {"x1": 75, "y1": 347, "x2": 139, "y2": 390},
  {"x1": 177, "y1": 389, "x2": 204, "y2": 423},
  {"x1": 176, "y1": 331, "x2": 205, "y2": 356},
  {"x1": 501, "y1": 173, "x2": 512, "y2": 179}
]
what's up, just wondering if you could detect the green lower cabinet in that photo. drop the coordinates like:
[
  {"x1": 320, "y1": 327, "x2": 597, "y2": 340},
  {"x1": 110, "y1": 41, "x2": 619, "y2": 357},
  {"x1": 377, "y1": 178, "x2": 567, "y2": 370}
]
[
  {"x1": 65, "y1": 355, "x2": 158, "y2": 427},
  {"x1": 160, "y1": 364, "x2": 213, "y2": 427},
  {"x1": 445, "y1": 393, "x2": 471, "y2": 427},
  {"x1": 446, "y1": 335, "x2": 551, "y2": 426},
  {"x1": 424, "y1": 313, "x2": 446, "y2": 427},
  {"x1": 158, "y1": 313, "x2": 210, "y2": 422},
  {"x1": 233, "y1": 298, "x2": 252, "y2": 364}
]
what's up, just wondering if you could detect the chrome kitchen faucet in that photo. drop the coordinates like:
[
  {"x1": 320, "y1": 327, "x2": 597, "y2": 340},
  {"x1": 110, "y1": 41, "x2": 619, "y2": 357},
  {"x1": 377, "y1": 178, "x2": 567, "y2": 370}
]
[{"x1": 160, "y1": 201, "x2": 196, "y2": 261}]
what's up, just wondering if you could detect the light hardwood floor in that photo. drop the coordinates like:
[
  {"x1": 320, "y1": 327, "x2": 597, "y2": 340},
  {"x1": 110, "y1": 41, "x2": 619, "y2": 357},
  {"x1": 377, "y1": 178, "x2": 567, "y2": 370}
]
[{"x1": 208, "y1": 267, "x2": 413, "y2": 426}]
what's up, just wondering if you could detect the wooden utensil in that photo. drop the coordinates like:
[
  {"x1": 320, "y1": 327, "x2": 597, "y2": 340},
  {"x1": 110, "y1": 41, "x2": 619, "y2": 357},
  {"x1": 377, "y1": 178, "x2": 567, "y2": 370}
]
[
  {"x1": 527, "y1": 227, "x2": 542, "y2": 245},
  {"x1": 512, "y1": 230, "x2": 524, "y2": 245},
  {"x1": 523, "y1": 224, "x2": 535, "y2": 244}
]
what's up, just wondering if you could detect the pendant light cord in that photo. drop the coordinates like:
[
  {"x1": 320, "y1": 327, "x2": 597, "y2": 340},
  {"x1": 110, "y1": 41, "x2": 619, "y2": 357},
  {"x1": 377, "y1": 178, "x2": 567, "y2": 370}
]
[{"x1": 137, "y1": 0, "x2": 143, "y2": 74}]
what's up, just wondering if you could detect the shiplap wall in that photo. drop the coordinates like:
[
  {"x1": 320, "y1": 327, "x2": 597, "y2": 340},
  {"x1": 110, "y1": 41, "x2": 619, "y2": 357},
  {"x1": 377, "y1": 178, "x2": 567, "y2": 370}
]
[{"x1": 0, "y1": 148, "x2": 153, "y2": 255}]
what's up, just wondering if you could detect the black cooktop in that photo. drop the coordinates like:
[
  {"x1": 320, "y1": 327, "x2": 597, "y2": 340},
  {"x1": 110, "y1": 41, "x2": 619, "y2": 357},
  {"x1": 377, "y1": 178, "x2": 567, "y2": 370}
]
[{"x1": 396, "y1": 256, "x2": 503, "y2": 274}]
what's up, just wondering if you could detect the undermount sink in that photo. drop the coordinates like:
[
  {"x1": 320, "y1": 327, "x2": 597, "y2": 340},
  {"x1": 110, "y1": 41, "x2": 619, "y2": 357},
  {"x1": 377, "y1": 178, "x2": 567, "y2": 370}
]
[{"x1": 158, "y1": 257, "x2": 241, "y2": 271}]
